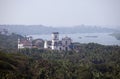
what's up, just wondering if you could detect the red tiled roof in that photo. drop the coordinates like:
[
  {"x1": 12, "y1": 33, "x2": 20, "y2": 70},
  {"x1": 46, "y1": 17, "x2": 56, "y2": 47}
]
[{"x1": 20, "y1": 40, "x2": 32, "y2": 46}]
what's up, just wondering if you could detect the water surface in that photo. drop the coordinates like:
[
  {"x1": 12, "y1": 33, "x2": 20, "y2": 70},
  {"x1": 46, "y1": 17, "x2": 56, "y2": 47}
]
[{"x1": 29, "y1": 33, "x2": 120, "y2": 46}]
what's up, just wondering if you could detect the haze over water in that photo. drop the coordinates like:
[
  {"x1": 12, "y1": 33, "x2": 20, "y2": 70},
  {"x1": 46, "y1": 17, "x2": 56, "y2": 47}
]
[{"x1": 29, "y1": 33, "x2": 120, "y2": 46}]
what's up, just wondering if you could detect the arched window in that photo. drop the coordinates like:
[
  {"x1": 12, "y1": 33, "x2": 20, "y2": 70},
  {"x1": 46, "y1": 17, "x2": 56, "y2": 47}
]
[
  {"x1": 65, "y1": 41, "x2": 67, "y2": 45},
  {"x1": 65, "y1": 47, "x2": 68, "y2": 51}
]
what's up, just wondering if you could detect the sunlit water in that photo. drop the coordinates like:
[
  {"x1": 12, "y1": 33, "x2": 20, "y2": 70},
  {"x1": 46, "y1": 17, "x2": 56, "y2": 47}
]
[{"x1": 29, "y1": 33, "x2": 120, "y2": 46}]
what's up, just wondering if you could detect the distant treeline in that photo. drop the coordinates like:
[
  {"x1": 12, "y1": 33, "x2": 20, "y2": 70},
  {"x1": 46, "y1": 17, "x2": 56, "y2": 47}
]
[{"x1": 0, "y1": 25, "x2": 117, "y2": 35}]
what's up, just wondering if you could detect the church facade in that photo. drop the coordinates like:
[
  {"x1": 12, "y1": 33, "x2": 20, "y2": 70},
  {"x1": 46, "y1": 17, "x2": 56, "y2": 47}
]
[{"x1": 44, "y1": 32, "x2": 73, "y2": 51}]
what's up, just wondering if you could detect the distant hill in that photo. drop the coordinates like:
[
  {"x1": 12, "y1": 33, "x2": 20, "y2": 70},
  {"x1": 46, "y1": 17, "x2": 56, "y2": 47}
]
[{"x1": 0, "y1": 25, "x2": 117, "y2": 35}]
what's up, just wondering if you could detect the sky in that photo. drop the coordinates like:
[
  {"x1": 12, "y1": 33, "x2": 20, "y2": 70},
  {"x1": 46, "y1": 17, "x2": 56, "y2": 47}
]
[{"x1": 0, "y1": 0, "x2": 120, "y2": 27}]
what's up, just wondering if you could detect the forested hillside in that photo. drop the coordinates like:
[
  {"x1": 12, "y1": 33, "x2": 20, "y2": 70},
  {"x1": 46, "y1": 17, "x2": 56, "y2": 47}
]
[
  {"x1": 0, "y1": 43, "x2": 120, "y2": 79},
  {"x1": 0, "y1": 33, "x2": 23, "y2": 51}
]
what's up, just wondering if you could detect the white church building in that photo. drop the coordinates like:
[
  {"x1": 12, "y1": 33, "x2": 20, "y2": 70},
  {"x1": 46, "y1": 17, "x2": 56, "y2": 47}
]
[
  {"x1": 18, "y1": 36, "x2": 33, "y2": 49},
  {"x1": 44, "y1": 32, "x2": 73, "y2": 51}
]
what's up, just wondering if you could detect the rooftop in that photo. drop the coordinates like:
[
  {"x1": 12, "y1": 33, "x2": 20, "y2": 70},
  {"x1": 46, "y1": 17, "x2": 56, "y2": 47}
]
[{"x1": 52, "y1": 32, "x2": 59, "y2": 34}]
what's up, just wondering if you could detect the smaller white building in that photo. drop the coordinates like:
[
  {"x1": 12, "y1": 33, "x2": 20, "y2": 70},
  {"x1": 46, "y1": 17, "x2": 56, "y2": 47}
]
[
  {"x1": 18, "y1": 36, "x2": 33, "y2": 49},
  {"x1": 18, "y1": 39, "x2": 24, "y2": 49},
  {"x1": 44, "y1": 40, "x2": 48, "y2": 49}
]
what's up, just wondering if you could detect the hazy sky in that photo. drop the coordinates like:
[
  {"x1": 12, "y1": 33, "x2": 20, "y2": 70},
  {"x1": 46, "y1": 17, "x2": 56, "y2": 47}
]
[{"x1": 0, "y1": 0, "x2": 120, "y2": 27}]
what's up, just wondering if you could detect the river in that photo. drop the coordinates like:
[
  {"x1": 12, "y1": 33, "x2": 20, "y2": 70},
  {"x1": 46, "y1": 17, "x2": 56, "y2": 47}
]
[{"x1": 29, "y1": 33, "x2": 120, "y2": 46}]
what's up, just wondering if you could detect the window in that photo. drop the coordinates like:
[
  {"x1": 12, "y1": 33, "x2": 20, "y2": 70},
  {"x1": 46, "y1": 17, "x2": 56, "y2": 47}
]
[
  {"x1": 60, "y1": 47, "x2": 61, "y2": 50},
  {"x1": 65, "y1": 47, "x2": 68, "y2": 51},
  {"x1": 55, "y1": 35, "x2": 57, "y2": 39},
  {"x1": 65, "y1": 41, "x2": 67, "y2": 45}
]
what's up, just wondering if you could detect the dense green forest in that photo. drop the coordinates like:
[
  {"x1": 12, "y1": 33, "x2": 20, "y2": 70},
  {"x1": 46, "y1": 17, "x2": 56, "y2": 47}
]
[
  {"x1": 0, "y1": 34, "x2": 120, "y2": 79},
  {"x1": 0, "y1": 33, "x2": 23, "y2": 50}
]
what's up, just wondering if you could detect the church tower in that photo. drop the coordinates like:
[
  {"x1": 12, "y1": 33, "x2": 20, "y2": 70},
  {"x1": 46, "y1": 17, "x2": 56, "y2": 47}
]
[
  {"x1": 51, "y1": 32, "x2": 59, "y2": 50},
  {"x1": 44, "y1": 40, "x2": 48, "y2": 49}
]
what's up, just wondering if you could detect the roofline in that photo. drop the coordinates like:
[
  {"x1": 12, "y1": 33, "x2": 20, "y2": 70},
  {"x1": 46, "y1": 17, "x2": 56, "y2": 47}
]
[{"x1": 52, "y1": 32, "x2": 59, "y2": 34}]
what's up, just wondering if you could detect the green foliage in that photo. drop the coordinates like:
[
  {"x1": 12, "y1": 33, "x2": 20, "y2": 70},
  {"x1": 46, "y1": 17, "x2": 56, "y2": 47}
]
[
  {"x1": 111, "y1": 32, "x2": 120, "y2": 40},
  {"x1": 0, "y1": 42, "x2": 120, "y2": 79},
  {"x1": 0, "y1": 33, "x2": 23, "y2": 51}
]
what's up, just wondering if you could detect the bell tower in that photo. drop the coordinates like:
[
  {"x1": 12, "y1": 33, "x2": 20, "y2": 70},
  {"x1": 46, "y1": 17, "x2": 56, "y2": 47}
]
[{"x1": 51, "y1": 32, "x2": 59, "y2": 50}]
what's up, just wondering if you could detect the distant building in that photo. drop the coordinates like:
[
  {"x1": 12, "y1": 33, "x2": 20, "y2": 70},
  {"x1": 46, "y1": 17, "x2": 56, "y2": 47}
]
[
  {"x1": 44, "y1": 32, "x2": 73, "y2": 51},
  {"x1": 44, "y1": 40, "x2": 52, "y2": 49},
  {"x1": 18, "y1": 36, "x2": 33, "y2": 49},
  {"x1": 61, "y1": 36, "x2": 73, "y2": 51},
  {"x1": 18, "y1": 32, "x2": 73, "y2": 51},
  {"x1": 51, "y1": 32, "x2": 59, "y2": 50},
  {"x1": 32, "y1": 39, "x2": 44, "y2": 49},
  {"x1": 0, "y1": 29, "x2": 9, "y2": 35}
]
